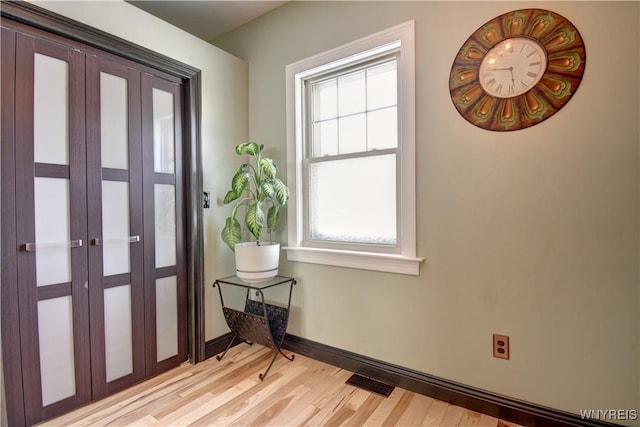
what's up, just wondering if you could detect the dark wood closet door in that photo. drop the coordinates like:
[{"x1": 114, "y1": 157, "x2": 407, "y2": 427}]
[
  {"x1": 141, "y1": 74, "x2": 188, "y2": 376},
  {"x1": 13, "y1": 32, "x2": 92, "y2": 425},
  {"x1": 1, "y1": 22, "x2": 189, "y2": 425},
  {"x1": 85, "y1": 56, "x2": 146, "y2": 400}
]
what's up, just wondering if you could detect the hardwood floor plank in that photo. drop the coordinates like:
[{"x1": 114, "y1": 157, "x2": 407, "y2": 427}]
[
  {"x1": 267, "y1": 366, "x2": 352, "y2": 426},
  {"x1": 422, "y1": 399, "x2": 449, "y2": 426},
  {"x1": 394, "y1": 392, "x2": 435, "y2": 426},
  {"x1": 123, "y1": 414, "x2": 157, "y2": 426},
  {"x1": 343, "y1": 393, "x2": 385, "y2": 426},
  {"x1": 151, "y1": 392, "x2": 218, "y2": 426},
  {"x1": 245, "y1": 384, "x2": 310, "y2": 426},
  {"x1": 361, "y1": 387, "x2": 406, "y2": 427},
  {"x1": 304, "y1": 383, "x2": 358, "y2": 426},
  {"x1": 478, "y1": 413, "x2": 502, "y2": 426},
  {"x1": 40, "y1": 344, "x2": 524, "y2": 427},
  {"x1": 194, "y1": 361, "x2": 307, "y2": 425},
  {"x1": 237, "y1": 356, "x2": 338, "y2": 426},
  {"x1": 440, "y1": 404, "x2": 465, "y2": 426},
  {"x1": 383, "y1": 389, "x2": 414, "y2": 426},
  {"x1": 498, "y1": 421, "x2": 521, "y2": 427}
]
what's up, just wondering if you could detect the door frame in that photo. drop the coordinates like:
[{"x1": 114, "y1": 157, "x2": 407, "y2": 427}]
[{"x1": 1, "y1": 2, "x2": 205, "y2": 425}]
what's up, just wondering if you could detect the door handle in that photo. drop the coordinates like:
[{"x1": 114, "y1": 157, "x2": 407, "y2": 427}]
[
  {"x1": 91, "y1": 235, "x2": 140, "y2": 245},
  {"x1": 23, "y1": 239, "x2": 83, "y2": 252}
]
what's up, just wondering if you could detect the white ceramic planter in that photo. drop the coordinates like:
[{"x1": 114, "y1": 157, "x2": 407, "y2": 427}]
[{"x1": 234, "y1": 242, "x2": 280, "y2": 283}]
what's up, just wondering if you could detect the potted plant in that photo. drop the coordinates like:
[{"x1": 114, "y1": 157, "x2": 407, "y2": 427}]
[{"x1": 221, "y1": 142, "x2": 289, "y2": 282}]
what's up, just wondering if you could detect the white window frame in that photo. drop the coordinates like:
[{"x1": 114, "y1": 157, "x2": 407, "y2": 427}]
[{"x1": 284, "y1": 21, "x2": 423, "y2": 275}]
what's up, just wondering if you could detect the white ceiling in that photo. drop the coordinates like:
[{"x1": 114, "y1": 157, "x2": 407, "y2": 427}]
[{"x1": 127, "y1": 1, "x2": 288, "y2": 42}]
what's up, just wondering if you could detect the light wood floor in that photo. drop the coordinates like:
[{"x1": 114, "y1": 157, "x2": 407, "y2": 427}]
[{"x1": 41, "y1": 344, "x2": 523, "y2": 426}]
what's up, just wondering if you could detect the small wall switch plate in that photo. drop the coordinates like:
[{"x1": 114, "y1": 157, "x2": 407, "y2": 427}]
[{"x1": 493, "y1": 334, "x2": 509, "y2": 360}]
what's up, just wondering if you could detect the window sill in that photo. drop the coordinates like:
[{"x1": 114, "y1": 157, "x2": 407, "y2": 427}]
[{"x1": 283, "y1": 246, "x2": 424, "y2": 275}]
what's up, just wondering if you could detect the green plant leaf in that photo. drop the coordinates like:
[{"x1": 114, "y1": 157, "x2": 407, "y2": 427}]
[
  {"x1": 259, "y1": 157, "x2": 276, "y2": 179},
  {"x1": 235, "y1": 142, "x2": 261, "y2": 156},
  {"x1": 267, "y1": 205, "x2": 279, "y2": 229},
  {"x1": 221, "y1": 217, "x2": 241, "y2": 251},
  {"x1": 260, "y1": 180, "x2": 276, "y2": 200},
  {"x1": 223, "y1": 190, "x2": 239, "y2": 204},
  {"x1": 245, "y1": 201, "x2": 264, "y2": 240},
  {"x1": 235, "y1": 163, "x2": 249, "y2": 174},
  {"x1": 272, "y1": 178, "x2": 289, "y2": 205},
  {"x1": 231, "y1": 170, "x2": 250, "y2": 196}
]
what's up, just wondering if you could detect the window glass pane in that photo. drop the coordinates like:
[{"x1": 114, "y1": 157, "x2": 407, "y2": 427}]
[
  {"x1": 152, "y1": 88, "x2": 175, "y2": 174},
  {"x1": 313, "y1": 79, "x2": 337, "y2": 121},
  {"x1": 338, "y1": 114, "x2": 366, "y2": 154},
  {"x1": 100, "y1": 72, "x2": 129, "y2": 170},
  {"x1": 367, "y1": 61, "x2": 397, "y2": 110},
  {"x1": 367, "y1": 107, "x2": 398, "y2": 150},
  {"x1": 104, "y1": 284, "x2": 133, "y2": 382},
  {"x1": 313, "y1": 119, "x2": 338, "y2": 157},
  {"x1": 309, "y1": 154, "x2": 396, "y2": 244},
  {"x1": 38, "y1": 296, "x2": 75, "y2": 406},
  {"x1": 34, "y1": 177, "x2": 71, "y2": 286},
  {"x1": 34, "y1": 54, "x2": 69, "y2": 166},
  {"x1": 338, "y1": 71, "x2": 365, "y2": 116},
  {"x1": 102, "y1": 181, "x2": 130, "y2": 276},
  {"x1": 155, "y1": 184, "x2": 176, "y2": 268},
  {"x1": 156, "y1": 276, "x2": 178, "y2": 362}
]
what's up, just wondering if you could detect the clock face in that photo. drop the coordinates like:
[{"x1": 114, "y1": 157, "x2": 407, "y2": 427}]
[
  {"x1": 448, "y1": 9, "x2": 586, "y2": 131},
  {"x1": 479, "y1": 38, "x2": 547, "y2": 98}
]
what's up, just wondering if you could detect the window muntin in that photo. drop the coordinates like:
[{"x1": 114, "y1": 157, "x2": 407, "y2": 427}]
[{"x1": 309, "y1": 57, "x2": 398, "y2": 157}]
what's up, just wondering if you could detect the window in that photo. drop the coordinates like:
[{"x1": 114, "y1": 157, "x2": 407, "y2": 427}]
[{"x1": 285, "y1": 21, "x2": 422, "y2": 275}]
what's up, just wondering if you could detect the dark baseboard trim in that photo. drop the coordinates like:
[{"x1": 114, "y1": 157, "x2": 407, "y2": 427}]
[{"x1": 281, "y1": 334, "x2": 618, "y2": 427}]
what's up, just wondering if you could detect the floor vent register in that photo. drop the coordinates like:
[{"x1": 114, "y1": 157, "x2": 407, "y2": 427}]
[{"x1": 345, "y1": 373, "x2": 395, "y2": 397}]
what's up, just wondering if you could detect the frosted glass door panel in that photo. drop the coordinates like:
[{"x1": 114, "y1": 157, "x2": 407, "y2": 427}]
[
  {"x1": 104, "y1": 285, "x2": 133, "y2": 382},
  {"x1": 34, "y1": 177, "x2": 71, "y2": 286},
  {"x1": 102, "y1": 181, "x2": 130, "y2": 276},
  {"x1": 154, "y1": 184, "x2": 176, "y2": 268},
  {"x1": 152, "y1": 88, "x2": 175, "y2": 173},
  {"x1": 34, "y1": 53, "x2": 69, "y2": 166},
  {"x1": 38, "y1": 296, "x2": 76, "y2": 406},
  {"x1": 100, "y1": 72, "x2": 129, "y2": 170},
  {"x1": 156, "y1": 276, "x2": 177, "y2": 362}
]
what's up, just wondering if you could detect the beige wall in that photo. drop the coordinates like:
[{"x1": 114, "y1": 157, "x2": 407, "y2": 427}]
[
  {"x1": 214, "y1": 1, "x2": 640, "y2": 423},
  {"x1": 28, "y1": 0, "x2": 248, "y2": 340}
]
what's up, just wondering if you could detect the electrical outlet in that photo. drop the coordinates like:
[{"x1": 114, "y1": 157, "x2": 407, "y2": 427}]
[{"x1": 493, "y1": 334, "x2": 509, "y2": 360}]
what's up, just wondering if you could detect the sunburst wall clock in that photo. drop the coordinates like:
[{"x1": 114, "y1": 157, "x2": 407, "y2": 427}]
[{"x1": 449, "y1": 9, "x2": 586, "y2": 132}]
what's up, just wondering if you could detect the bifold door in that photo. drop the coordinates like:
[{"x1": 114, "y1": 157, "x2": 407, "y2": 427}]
[{"x1": 2, "y1": 26, "x2": 187, "y2": 425}]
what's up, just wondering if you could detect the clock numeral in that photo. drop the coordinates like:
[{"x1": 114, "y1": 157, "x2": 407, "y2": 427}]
[
  {"x1": 529, "y1": 61, "x2": 541, "y2": 66},
  {"x1": 526, "y1": 71, "x2": 538, "y2": 78},
  {"x1": 508, "y1": 84, "x2": 514, "y2": 94},
  {"x1": 520, "y1": 80, "x2": 528, "y2": 89},
  {"x1": 486, "y1": 78, "x2": 496, "y2": 87},
  {"x1": 496, "y1": 83, "x2": 503, "y2": 94},
  {"x1": 526, "y1": 50, "x2": 537, "y2": 58}
]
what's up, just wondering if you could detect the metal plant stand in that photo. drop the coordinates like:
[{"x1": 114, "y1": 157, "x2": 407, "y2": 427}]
[{"x1": 212, "y1": 275, "x2": 296, "y2": 380}]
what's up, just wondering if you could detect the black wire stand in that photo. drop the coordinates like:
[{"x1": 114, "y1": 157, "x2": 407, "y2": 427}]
[{"x1": 212, "y1": 275, "x2": 296, "y2": 380}]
